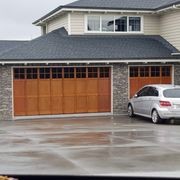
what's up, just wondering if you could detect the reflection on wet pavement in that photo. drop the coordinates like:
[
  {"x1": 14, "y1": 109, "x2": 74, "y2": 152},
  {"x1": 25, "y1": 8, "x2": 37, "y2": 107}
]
[{"x1": 0, "y1": 115, "x2": 180, "y2": 177}]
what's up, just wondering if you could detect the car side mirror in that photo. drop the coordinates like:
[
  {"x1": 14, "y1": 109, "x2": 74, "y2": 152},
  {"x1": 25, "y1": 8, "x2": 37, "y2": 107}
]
[{"x1": 134, "y1": 94, "x2": 138, "y2": 98}]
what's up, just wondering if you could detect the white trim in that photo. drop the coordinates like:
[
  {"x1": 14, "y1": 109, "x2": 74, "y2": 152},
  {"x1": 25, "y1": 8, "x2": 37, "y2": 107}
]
[
  {"x1": 11, "y1": 67, "x2": 15, "y2": 120},
  {"x1": 111, "y1": 65, "x2": 113, "y2": 113},
  {"x1": 172, "y1": 64, "x2": 175, "y2": 85},
  {"x1": 68, "y1": 13, "x2": 71, "y2": 35},
  {"x1": 1, "y1": 59, "x2": 180, "y2": 65},
  {"x1": 128, "y1": 64, "x2": 174, "y2": 67},
  {"x1": 172, "y1": 53, "x2": 180, "y2": 56},
  {"x1": 127, "y1": 65, "x2": 130, "y2": 99},
  {"x1": 14, "y1": 113, "x2": 113, "y2": 120}
]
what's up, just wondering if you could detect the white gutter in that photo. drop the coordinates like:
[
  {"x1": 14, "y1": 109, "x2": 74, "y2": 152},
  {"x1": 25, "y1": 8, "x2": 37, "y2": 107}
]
[
  {"x1": 171, "y1": 53, "x2": 180, "y2": 56},
  {"x1": 0, "y1": 59, "x2": 180, "y2": 65},
  {"x1": 34, "y1": 4, "x2": 180, "y2": 26},
  {"x1": 157, "y1": 4, "x2": 180, "y2": 13}
]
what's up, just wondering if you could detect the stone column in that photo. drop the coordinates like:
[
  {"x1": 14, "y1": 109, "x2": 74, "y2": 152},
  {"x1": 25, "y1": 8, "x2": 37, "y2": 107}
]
[
  {"x1": 0, "y1": 65, "x2": 13, "y2": 120},
  {"x1": 113, "y1": 64, "x2": 128, "y2": 115}
]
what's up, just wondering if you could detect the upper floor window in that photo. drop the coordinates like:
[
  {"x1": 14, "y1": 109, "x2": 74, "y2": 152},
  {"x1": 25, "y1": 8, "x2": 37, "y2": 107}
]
[
  {"x1": 87, "y1": 16, "x2": 100, "y2": 31},
  {"x1": 86, "y1": 15, "x2": 142, "y2": 33},
  {"x1": 102, "y1": 16, "x2": 114, "y2": 32},
  {"x1": 115, "y1": 16, "x2": 127, "y2": 32}
]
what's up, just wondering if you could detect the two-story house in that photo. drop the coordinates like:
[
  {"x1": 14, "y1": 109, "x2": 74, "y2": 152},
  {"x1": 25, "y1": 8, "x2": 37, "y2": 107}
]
[{"x1": 0, "y1": 0, "x2": 180, "y2": 121}]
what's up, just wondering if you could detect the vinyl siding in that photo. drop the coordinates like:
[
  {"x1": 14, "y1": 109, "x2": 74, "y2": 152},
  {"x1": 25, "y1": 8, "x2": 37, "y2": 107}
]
[
  {"x1": 47, "y1": 14, "x2": 69, "y2": 33},
  {"x1": 71, "y1": 12, "x2": 85, "y2": 35},
  {"x1": 160, "y1": 10, "x2": 180, "y2": 51},
  {"x1": 144, "y1": 15, "x2": 160, "y2": 35},
  {"x1": 70, "y1": 12, "x2": 160, "y2": 35}
]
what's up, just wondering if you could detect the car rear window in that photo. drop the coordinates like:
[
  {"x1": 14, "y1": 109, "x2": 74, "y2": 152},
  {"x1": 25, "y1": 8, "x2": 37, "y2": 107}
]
[{"x1": 163, "y1": 88, "x2": 180, "y2": 98}]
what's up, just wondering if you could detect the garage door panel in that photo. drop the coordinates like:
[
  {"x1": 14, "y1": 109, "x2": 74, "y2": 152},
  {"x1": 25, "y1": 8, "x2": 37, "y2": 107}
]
[
  {"x1": 161, "y1": 77, "x2": 172, "y2": 84},
  {"x1": 87, "y1": 79, "x2": 98, "y2": 93},
  {"x1": 51, "y1": 80, "x2": 63, "y2": 96},
  {"x1": 51, "y1": 97, "x2": 63, "y2": 114},
  {"x1": 138, "y1": 78, "x2": 151, "y2": 88},
  {"x1": 76, "y1": 79, "x2": 86, "y2": 94},
  {"x1": 26, "y1": 80, "x2": 38, "y2": 96},
  {"x1": 63, "y1": 96, "x2": 75, "y2": 114},
  {"x1": 98, "y1": 95, "x2": 111, "y2": 112},
  {"x1": 14, "y1": 80, "x2": 26, "y2": 96},
  {"x1": 63, "y1": 80, "x2": 75, "y2": 95},
  {"x1": 76, "y1": 96, "x2": 87, "y2": 113},
  {"x1": 130, "y1": 78, "x2": 139, "y2": 97},
  {"x1": 39, "y1": 97, "x2": 51, "y2": 115},
  {"x1": 39, "y1": 80, "x2": 51, "y2": 95},
  {"x1": 26, "y1": 97, "x2": 39, "y2": 115},
  {"x1": 14, "y1": 97, "x2": 26, "y2": 116},
  {"x1": 98, "y1": 79, "x2": 110, "y2": 94},
  {"x1": 87, "y1": 95, "x2": 98, "y2": 113},
  {"x1": 149, "y1": 78, "x2": 161, "y2": 84}
]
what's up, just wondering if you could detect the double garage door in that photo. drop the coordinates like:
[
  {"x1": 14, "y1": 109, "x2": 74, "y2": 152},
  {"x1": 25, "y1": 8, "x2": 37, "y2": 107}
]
[{"x1": 13, "y1": 67, "x2": 111, "y2": 116}]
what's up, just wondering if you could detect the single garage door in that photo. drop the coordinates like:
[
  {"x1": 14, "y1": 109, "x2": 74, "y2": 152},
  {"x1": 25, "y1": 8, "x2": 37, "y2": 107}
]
[
  {"x1": 13, "y1": 67, "x2": 111, "y2": 116},
  {"x1": 130, "y1": 66, "x2": 172, "y2": 98}
]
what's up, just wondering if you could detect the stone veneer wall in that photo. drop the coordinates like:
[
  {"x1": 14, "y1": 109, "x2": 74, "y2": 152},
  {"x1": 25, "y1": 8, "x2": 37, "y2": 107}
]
[
  {"x1": 174, "y1": 65, "x2": 180, "y2": 85},
  {"x1": 0, "y1": 65, "x2": 13, "y2": 120},
  {"x1": 113, "y1": 64, "x2": 129, "y2": 115}
]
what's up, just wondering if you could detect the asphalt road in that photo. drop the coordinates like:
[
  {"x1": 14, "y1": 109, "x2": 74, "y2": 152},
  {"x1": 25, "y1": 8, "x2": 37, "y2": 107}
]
[{"x1": 0, "y1": 115, "x2": 180, "y2": 177}]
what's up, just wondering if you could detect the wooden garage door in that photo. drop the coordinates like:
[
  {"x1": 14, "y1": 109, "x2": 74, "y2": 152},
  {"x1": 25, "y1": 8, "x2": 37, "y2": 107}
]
[
  {"x1": 13, "y1": 67, "x2": 111, "y2": 116},
  {"x1": 130, "y1": 66, "x2": 172, "y2": 98}
]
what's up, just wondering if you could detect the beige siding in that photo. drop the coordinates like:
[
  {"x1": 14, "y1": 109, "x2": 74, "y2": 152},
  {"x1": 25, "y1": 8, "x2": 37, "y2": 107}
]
[
  {"x1": 70, "y1": 12, "x2": 160, "y2": 35},
  {"x1": 144, "y1": 15, "x2": 160, "y2": 35},
  {"x1": 47, "y1": 14, "x2": 68, "y2": 33},
  {"x1": 160, "y1": 10, "x2": 180, "y2": 50},
  {"x1": 71, "y1": 12, "x2": 85, "y2": 35}
]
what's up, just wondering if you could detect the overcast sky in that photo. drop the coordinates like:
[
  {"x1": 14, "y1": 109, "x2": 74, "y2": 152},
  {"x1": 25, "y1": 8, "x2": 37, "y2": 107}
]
[{"x1": 0, "y1": 0, "x2": 75, "y2": 40}]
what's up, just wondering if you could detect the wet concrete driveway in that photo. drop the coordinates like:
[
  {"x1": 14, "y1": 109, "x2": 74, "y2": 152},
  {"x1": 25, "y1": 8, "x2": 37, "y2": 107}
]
[{"x1": 1, "y1": 115, "x2": 180, "y2": 177}]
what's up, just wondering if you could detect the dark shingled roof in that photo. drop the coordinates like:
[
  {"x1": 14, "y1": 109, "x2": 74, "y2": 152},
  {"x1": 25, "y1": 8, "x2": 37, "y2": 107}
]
[
  {"x1": 0, "y1": 41, "x2": 28, "y2": 55},
  {"x1": 0, "y1": 28, "x2": 179, "y2": 61},
  {"x1": 33, "y1": 0, "x2": 180, "y2": 24},
  {"x1": 64, "y1": 0, "x2": 180, "y2": 10}
]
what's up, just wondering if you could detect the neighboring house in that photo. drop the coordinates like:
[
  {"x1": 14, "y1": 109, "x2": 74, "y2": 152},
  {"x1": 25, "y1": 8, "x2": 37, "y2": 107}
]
[{"x1": 0, "y1": 0, "x2": 180, "y2": 121}]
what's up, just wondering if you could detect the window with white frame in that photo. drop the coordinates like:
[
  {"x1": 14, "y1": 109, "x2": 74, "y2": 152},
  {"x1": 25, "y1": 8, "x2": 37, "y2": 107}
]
[
  {"x1": 86, "y1": 15, "x2": 142, "y2": 33},
  {"x1": 102, "y1": 16, "x2": 114, "y2": 32},
  {"x1": 129, "y1": 17, "x2": 141, "y2": 31},
  {"x1": 115, "y1": 16, "x2": 127, "y2": 32},
  {"x1": 87, "y1": 16, "x2": 101, "y2": 31}
]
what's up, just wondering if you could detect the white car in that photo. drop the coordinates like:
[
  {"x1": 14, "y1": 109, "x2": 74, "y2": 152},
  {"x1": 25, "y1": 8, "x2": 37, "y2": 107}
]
[{"x1": 128, "y1": 84, "x2": 180, "y2": 124}]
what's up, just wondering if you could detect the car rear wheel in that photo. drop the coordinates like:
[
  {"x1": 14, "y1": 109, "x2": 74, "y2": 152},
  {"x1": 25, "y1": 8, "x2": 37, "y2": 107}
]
[
  {"x1": 128, "y1": 104, "x2": 135, "y2": 117},
  {"x1": 151, "y1": 109, "x2": 162, "y2": 124}
]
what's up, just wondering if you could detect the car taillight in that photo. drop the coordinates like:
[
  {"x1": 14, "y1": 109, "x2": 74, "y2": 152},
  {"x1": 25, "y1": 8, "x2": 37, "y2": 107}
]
[{"x1": 159, "y1": 101, "x2": 171, "y2": 107}]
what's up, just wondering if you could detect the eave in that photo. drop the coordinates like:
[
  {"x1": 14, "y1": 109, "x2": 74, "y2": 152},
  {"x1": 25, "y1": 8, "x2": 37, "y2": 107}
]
[
  {"x1": 33, "y1": 3, "x2": 180, "y2": 26},
  {"x1": 0, "y1": 59, "x2": 180, "y2": 65}
]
